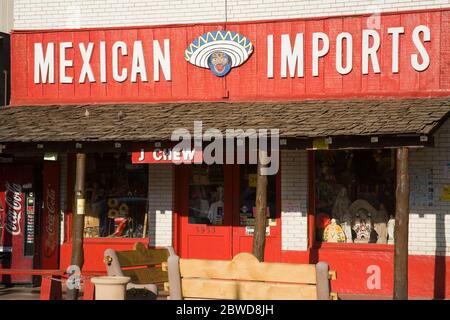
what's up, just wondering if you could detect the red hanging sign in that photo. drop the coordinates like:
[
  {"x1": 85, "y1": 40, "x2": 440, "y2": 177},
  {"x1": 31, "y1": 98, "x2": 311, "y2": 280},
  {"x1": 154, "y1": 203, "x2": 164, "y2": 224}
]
[{"x1": 132, "y1": 147, "x2": 202, "y2": 164}]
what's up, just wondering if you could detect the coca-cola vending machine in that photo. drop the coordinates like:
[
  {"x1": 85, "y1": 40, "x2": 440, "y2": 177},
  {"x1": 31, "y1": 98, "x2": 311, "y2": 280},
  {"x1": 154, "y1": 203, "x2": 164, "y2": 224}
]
[
  {"x1": 0, "y1": 165, "x2": 36, "y2": 283},
  {"x1": 40, "y1": 162, "x2": 60, "y2": 270},
  {"x1": 0, "y1": 161, "x2": 60, "y2": 284}
]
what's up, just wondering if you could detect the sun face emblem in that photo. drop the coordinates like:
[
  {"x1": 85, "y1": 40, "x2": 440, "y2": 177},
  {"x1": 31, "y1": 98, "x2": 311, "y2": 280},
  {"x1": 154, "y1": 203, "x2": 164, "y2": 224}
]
[{"x1": 185, "y1": 30, "x2": 254, "y2": 77}]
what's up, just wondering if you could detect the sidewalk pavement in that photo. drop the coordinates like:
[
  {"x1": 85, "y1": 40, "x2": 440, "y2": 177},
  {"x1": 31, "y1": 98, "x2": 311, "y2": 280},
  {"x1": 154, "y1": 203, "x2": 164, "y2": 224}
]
[{"x1": 0, "y1": 286, "x2": 434, "y2": 300}]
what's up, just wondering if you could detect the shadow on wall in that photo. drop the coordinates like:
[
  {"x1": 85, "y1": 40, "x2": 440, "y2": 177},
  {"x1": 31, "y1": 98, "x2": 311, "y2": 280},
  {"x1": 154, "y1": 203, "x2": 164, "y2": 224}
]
[
  {"x1": 434, "y1": 211, "x2": 446, "y2": 299},
  {"x1": 0, "y1": 32, "x2": 10, "y2": 107}
]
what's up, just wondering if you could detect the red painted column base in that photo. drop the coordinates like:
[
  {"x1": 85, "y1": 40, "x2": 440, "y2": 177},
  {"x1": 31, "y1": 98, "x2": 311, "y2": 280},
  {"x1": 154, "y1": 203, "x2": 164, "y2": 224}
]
[
  {"x1": 40, "y1": 275, "x2": 62, "y2": 300},
  {"x1": 83, "y1": 277, "x2": 95, "y2": 300}
]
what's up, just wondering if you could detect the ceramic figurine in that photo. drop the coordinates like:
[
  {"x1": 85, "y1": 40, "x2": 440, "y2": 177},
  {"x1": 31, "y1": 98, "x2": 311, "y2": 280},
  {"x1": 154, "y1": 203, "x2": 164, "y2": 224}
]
[
  {"x1": 387, "y1": 215, "x2": 395, "y2": 244},
  {"x1": 323, "y1": 219, "x2": 346, "y2": 243},
  {"x1": 349, "y1": 199, "x2": 380, "y2": 243},
  {"x1": 373, "y1": 204, "x2": 389, "y2": 244},
  {"x1": 352, "y1": 211, "x2": 372, "y2": 243},
  {"x1": 332, "y1": 187, "x2": 353, "y2": 242},
  {"x1": 341, "y1": 221, "x2": 353, "y2": 243}
]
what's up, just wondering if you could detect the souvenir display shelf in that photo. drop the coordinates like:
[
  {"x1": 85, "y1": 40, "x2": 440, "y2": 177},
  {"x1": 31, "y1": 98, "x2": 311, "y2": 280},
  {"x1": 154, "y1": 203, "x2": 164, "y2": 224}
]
[{"x1": 314, "y1": 150, "x2": 396, "y2": 245}]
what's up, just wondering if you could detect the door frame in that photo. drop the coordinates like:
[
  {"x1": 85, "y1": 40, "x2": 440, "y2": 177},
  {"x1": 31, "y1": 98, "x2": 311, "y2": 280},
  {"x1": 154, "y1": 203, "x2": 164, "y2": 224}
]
[{"x1": 175, "y1": 163, "x2": 282, "y2": 260}]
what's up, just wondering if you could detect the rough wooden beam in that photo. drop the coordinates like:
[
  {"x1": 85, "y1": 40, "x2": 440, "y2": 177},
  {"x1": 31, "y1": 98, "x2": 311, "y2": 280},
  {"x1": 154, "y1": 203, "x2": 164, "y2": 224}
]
[
  {"x1": 393, "y1": 147, "x2": 410, "y2": 300},
  {"x1": 253, "y1": 149, "x2": 268, "y2": 262},
  {"x1": 67, "y1": 153, "x2": 86, "y2": 300}
]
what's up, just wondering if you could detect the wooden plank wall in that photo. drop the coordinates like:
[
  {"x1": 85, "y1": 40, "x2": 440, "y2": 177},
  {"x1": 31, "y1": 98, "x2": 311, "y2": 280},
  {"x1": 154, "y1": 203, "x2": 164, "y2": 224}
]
[{"x1": 11, "y1": 10, "x2": 450, "y2": 105}]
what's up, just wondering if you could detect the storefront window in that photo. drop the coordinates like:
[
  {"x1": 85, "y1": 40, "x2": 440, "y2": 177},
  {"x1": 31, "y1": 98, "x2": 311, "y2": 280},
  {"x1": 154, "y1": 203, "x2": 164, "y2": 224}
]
[
  {"x1": 188, "y1": 164, "x2": 224, "y2": 225},
  {"x1": 187, "y1": 164, "x2": 277, "y2": 226},
  {"x1": 315, "y1": 150, "x2": 395, "y2": 244},
  {"x1": 84, "y1": 153, "x2": 148, "y2": 238},
  {"x1": 239, "y1": 165, "x2": 277, "y2": 226}
]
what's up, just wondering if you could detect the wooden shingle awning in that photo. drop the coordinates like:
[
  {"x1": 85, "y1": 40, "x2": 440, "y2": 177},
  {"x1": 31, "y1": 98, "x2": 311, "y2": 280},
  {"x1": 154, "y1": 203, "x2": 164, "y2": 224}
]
[{"x1": 0, "y1": 97, "x2": 449, "y2": 150}]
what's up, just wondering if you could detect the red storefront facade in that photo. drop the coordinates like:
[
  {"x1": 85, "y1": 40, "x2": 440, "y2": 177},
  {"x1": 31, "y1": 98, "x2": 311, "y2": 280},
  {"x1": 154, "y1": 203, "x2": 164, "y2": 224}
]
[
  {"x1": 1, "y1": 8, "x2": 450, "y2": 299},
  {"x1": 11, "y1": 10, "x2": 450, "y2": 104}
]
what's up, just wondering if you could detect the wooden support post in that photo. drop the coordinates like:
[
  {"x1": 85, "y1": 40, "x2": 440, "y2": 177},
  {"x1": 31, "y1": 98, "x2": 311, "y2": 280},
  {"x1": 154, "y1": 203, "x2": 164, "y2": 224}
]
[
  {"x1": 253, "y1": 150, "x2": 268, "y2": 262},
  {"x1": 67, "y1": 153, "x2": 86, "y2": 300},
  {"x1": 394, "y1": 147, "x2": 410, "y2": 300}
]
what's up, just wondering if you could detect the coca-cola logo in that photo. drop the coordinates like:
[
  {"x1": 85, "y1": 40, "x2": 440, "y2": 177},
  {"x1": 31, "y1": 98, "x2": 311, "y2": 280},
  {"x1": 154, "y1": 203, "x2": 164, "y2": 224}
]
[
  {"x1": 44, "y1": 187, "x2": 58, "y2": 257},
  {"x1": 5, "y1": 182, "x2": 23, "y2": 236}
]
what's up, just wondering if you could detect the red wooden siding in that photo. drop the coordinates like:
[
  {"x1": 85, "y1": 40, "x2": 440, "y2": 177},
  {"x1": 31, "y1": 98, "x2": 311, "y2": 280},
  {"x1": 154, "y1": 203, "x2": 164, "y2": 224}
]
[{"x1": 10, "y1": 10, "x2": 450, "y2": 105}]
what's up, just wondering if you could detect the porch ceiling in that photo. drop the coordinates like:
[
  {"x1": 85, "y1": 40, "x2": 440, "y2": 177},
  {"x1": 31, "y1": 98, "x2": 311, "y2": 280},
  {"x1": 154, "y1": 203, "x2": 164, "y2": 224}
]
[{"x1": 0, "y1": 97, "x2": 449, "y2": 143}]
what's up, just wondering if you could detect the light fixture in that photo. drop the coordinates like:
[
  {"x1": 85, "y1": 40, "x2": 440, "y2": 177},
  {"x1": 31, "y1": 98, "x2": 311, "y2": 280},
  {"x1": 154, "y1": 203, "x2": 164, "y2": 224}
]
[{"x1": 44, "y1": 153, "x2": 58, "y2": 161}]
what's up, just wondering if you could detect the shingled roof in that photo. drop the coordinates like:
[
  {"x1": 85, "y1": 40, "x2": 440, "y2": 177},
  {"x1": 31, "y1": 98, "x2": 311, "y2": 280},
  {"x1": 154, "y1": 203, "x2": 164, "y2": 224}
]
[{"x1": 0, "y1": 97, "x2": 449, "y2": 143}]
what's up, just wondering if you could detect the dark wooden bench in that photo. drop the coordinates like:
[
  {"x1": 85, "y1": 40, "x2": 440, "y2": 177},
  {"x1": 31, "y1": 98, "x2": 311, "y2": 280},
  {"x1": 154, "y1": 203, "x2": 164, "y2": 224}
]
[{"x1": 103, "y1": 242, "x2": 171, "y2": 299}]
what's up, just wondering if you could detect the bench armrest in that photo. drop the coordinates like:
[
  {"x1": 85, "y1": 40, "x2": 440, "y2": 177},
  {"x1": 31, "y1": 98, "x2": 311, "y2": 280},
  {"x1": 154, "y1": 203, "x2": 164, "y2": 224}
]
[
  {"x1": 104, "y1": 248, "x2": 126, "y2": 277},
  {"x1": 316, "y1": 262, "x2": 330, "y2": 300},
  {"x1": 167, "y1": 250, "x2": 182, "y2": 300}
]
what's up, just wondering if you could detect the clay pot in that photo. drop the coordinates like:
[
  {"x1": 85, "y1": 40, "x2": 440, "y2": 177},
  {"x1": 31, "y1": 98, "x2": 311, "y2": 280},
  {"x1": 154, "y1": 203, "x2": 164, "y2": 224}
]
[{"x1": 91, "y1": 276, "x2": 131, "y2": 300}]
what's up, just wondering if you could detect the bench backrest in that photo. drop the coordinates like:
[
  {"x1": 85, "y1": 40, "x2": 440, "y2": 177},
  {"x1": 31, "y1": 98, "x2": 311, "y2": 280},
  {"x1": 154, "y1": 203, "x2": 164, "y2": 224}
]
[
  {"x1": 104, "y1": 242, "x2": 170, "y2": 287},
  {"x1": 167, "y1": 252, "x2": 332, "y2": 300}
]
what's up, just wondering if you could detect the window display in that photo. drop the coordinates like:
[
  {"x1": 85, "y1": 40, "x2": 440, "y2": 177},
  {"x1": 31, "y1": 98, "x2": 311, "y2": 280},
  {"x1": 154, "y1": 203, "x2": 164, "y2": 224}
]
[
  {"x1": 187, "y1": 164, "x2": 278, "y2": 226},
  {"x1": 239, "y1": 165, "x2": 277, "y2": 226},
  {"x1": 84, "y1": 153, "x2": 148, "y2": 238},
  {"x1": 315, "y1": 150, "x2": 395, "y2": 244}
]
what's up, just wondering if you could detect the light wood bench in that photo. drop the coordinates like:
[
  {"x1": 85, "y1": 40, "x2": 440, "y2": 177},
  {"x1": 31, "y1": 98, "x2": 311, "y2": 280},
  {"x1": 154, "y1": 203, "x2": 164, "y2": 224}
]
[
  {"x1": 103, "y1": 243, "x2": 172, "y2": 299},
  {"x1": 167, "y1": 252, "x2": 337, "y2": 300}
]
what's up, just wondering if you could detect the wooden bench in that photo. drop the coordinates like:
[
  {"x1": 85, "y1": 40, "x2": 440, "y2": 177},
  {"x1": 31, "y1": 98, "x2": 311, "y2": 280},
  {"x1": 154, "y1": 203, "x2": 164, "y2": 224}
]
[
  {"x1": 103, "y1": 242, "x2": 171, "y2": 299},
  {"x1": 167, "y1": 252, "x2": 337, "y2": 300}
]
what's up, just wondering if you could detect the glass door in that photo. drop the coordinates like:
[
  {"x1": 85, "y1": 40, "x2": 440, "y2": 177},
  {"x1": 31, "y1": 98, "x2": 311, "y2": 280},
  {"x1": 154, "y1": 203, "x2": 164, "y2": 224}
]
[
  {"x1": 232, "y1": 164, "x2": 282, "y2": 261},
  {"x1": 177, "y1": 163, "x2": 282, "y2": 261},
  {"x1": 178, "y1": 164, "x2": 234, "y2": 259}
]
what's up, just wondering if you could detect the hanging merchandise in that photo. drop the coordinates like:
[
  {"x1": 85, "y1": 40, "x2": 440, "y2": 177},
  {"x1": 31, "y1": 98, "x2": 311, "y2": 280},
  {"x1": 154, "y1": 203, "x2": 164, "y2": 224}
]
[
  {"x1": 118, "y1": 203, "x2": 129, "y2": 217},
  {"x1": 111, "y1": 217, "x2": 129, "y2": 237}
]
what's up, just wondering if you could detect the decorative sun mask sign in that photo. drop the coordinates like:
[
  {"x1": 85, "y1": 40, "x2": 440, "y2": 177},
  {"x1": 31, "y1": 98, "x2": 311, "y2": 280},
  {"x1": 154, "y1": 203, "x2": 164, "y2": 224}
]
[{"x1": 184, "y1": 30, "x2": 254, "y2": 77}]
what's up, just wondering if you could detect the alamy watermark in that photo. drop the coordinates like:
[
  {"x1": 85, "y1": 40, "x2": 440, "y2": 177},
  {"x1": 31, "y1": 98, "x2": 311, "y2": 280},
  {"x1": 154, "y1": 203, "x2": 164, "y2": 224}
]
[{"x1": 166, "y1": 120, "x2": 280, "y2": 175}]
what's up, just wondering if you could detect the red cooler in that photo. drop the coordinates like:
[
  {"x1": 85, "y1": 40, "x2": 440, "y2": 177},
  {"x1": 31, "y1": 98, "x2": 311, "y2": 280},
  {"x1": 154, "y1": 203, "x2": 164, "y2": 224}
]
[{"x1": 0, "y1": 165, "x2": 35, "y2": 284}]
